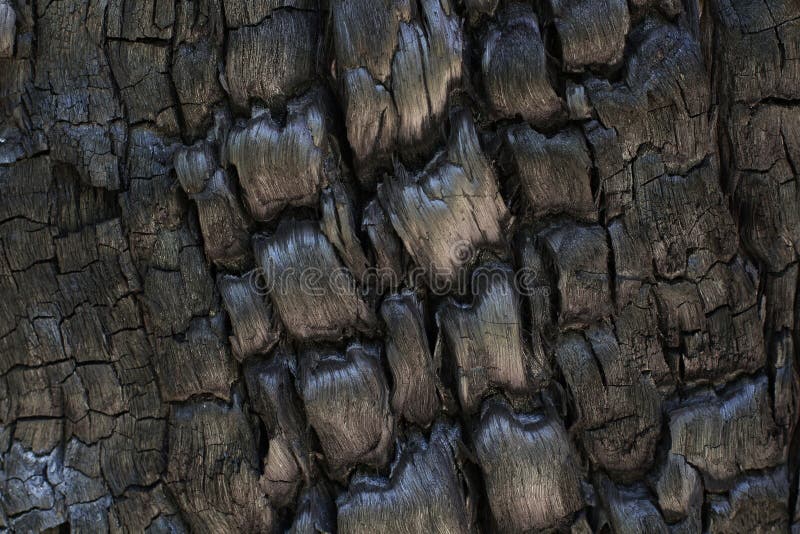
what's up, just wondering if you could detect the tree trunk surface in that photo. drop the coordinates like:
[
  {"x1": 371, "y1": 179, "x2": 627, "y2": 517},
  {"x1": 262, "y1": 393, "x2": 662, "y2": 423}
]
[{"x1": 0, "y1": 0, "x2": 798, "y2": 532}]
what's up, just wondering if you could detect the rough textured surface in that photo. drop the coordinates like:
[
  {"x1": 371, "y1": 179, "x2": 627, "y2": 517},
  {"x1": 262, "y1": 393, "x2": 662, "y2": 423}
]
[
  {"x1": 297, "y1": 343, "x2": 394, "y2": 481},
  {"x1": 224, "y1": 8, "x2": 318, "y2": 111},
  {"x1": 218, "y1": 272, "x2": 280, "y2": 360},
  {"x1": 380, "y1": 290, "x2": 440, "y2": 426},
  {"x1": 1, "y1": 0, "x2": 798, "y2": 530},
  {"x1": 334, "y1": 0, "x2": 463, "y2": 182},
  {"x1": 227, "y1": 90, "x2": 333, "y2": 221},
  {"x1": 244, "y1": 350, "x2": 313, "y2": 508},
  {"x1": 549, "y1": 0, "x2": 630, "y2": 71},
  {"x1": 668, "y1": 375, "x2": 788, "y2": 491},
  {"x1": 473, "y1": 400, "x2": 585, "y2": 532},
  {"x1": 482, "y1": 3, "x2": 561, "y2": 123},
  {"x1": 254, "y1": 219, "x2": 376, "y2": 340},
  {"x1": 175, "y1": 140, "x2": 252, "y2": 269},
  {"x1": 502, "y1": 124, "x2": 596, "y2": 221},
  {"x1": 437, "y1": 264, "x2": 534, "y2": 413},
  {"x1": 378, "y1": 110, "x2": 511, "y2": 286},
  {"x1": 555, "y1": 327, "x2": 662, "y2": 479},
  {"x1": 337, "y1": 421, "x2": 470, "y2": 533}
]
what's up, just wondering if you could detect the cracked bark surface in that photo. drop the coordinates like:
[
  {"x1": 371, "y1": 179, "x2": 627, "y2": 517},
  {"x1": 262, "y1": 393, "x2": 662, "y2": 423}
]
[{"x1": 0, "y1": 0, "x2": 799, "y2": 532}]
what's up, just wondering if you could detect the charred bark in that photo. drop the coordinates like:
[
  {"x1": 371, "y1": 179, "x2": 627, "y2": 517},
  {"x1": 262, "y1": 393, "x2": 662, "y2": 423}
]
[{"x1": 0, "y1": 0, "x2": 798, "y2": 531}]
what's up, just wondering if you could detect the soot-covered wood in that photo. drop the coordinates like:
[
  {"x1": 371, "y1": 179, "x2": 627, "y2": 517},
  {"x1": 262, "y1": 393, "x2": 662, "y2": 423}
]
[
  {"x1": 378, "y1": 110, "x2": 511, "y2": 286},
  {"x1": 436, "y1": 264, "x2": 534, "y2": 413},
  {"x1": 337, "y1": 421, "x2": 470, "y2": 533},
  {"x1": 473, "y1": 399, "x2": 585, "y2": 532},
  {"x1": 254, "y1": 219, "x2": 376, "y2": 341},
  {"x1": 1, "y1": 0, "x2": 799, "y2": 530}
]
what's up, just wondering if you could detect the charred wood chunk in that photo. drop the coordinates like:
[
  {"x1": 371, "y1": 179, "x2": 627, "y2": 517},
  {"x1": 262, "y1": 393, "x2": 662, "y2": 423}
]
[
  {"x1": 53, "y1": 216, "x2": 134, "y2": 289},
  {"x1": 653, "y1": 453, "x2": 703, "y2": 526},
  {"x1": 227, "y1": 92, "x2": 330, "y2": 221},
  {"x1": 0, "y1": 312, "x2": 66, "y2": 375},
  {"x1": 244, "y1": 351, "x2": 312, "y2": 508},
  {"x1": 340, "y1": 68, "x2": 399, "y2": 182},
  {"x1": 608, "y1": 157, "x2": 738, "y2": 282},
  {"x1": 254, "y1": 220, "x2": 376, "y2": 341},
  {"x1": 290, "y1": 483, "x2": 336, "y2": 534},
  {"x1": 174, "y1": 141, "x2": 217, "y2": 195},
  {"x1": 362, "y1": 199, "x2": 405, "y2": 291},
  {"x1": 464, "y1": 0, "x2": 497, "y2": 16},
  {"x1": 218, "y1": 273, "x2": 280, "y2": 360},
  {"x1": 611, "y1": 286, "x2": 675, "y2": 393},
  {"x1": 380, "y1": 290, "x2": 440, "y2": 426},
  {"x1": 33, "y1": 0, "x2": 125, "y2": 190},
  {"x1": 321, "y1": 180, "x2": 370, "y2": 281},
  {"x1": 697, "y1": 257, "x2": 759, "y2": 316},
  {"x1": 109, "y1": 483, "x2": 187, "y2": 533},
  {"x1": 119, "y1": 128, "x2": 184, "y2": 260},
  {"x1": 107, "y1": 41, "x2": 178, "y2": 134},
  {"x1": 763, "y1": 254, "x2": 799, "y2": 338},
  {"x1": 583, "y1": 21, "x2": 711, "y2": 174},
  {"x1": 338, "y1": 421, "x2": 470, "y2": 533},
  {"x1": 771, "y1": 331, "x2": 797, "y2": 430},
  {"x1": 668, "y1": 375, "x2": 787, "y2": 491},
  {"x1": 107, "y1": 0, "x2": 174, "y2": 40},
  {"x1": 504, "y1": 124, "x2": 596, "y2": 221},
  {"x1": 46, "y1": 121, "x2": 126, "y2": 191},
  {"x1": 473, "y1": 400, "x2": 584, "y2": 532},
  {"x1": 334, "y1": 0, "x2": 462, "y2": 180},
  {"x1": 539, "y1": 223, "x2": 612, "y2": 327},
  {"x1": 188, "y1": 166, "x2": 252, "y2": 270},
  {"x1": 153, "y1": 316, "x2": 237, "y2": 402},
  {"x1": 1, "y1": 361, "x2": 73, "y2": 421},
  {"x1": 173, "y1": 0, "x2": 225, "y2": 138},
  {"x1": 653, "y1": 281, "x2": 705, "y2": 350},
  {"x1": 62, "y1": 371, "x2": 116, "y2": 444},
  {"x1": 437, "y1": 264, "x2": 534, "y2": 413},
  {"x1": 583, "y1": 121, "x2": 631, "y2": 221},
  {"x1": 1, "y1": 218, "x2": 54, "y2": 273},
  {"x1": 378, "y1": 110, "x2": 510, "y2": 286},
  {"x1": 391, "y1": 0, "x2": 462, "y2": 148},
  {"x1": 711, "y1": 0, "x2": 800, "y2": 104},
  {"x1": 0, "y1": 156, "x2": 53, "y2": 223},
  {"x1": 706, "y1": 467, "x2": 790, "y2": 533},
  {"x1": 74, "y1": 364, "x2": 126, "y2": 418},
  {"x1": 141, "y1": 244, "x2": 215, "y2": 336},
  {"x1": 482, "y1": 4, "x2": 561, "y2": 123},
  {"x1": 99, "y1": 415, "x2": 166, "y2": 495},
  {"x1": 0, "y1": 442, "x2": 66, "y2": 530},
  {"x1": 726, "y1": 104, "x2": 800, "y2": 272},
  {"x1": 0, "y1": 0, "x2": 14, "y2": 58},
  {"x1": 225, "y1": 9, "x2": 318, "y2": 110},
  {"x1": 332, "y1": 0, "x2": 408, "y2": 83},
  {"x1": 518, "y1": 234, "x2": 554, "y2": 373},
  {"x1": 14, "y1": 420, "x2": 63, "y2": 454},
  {"x1": 555, "y1": 327, "x2": 662, "y2": 479},
  {"x1": 298, "y1": 342, "x2": 393, "y2": 480},
  {"x1": 549, "y1": 0, "x2": 629, "y2": 71},
  {"x1": 224, "y1": 0, "x2": 315, "y2": 28},
  {"x1": 175, "y1": 142, "x2": 251, "y2": 269},
  {"x1": 166, "y1": 399, "x2": 274, "y2": 534},
  {"x1": 596, "y1": 476, "x2": 669, "y2": 534},
  {"x1": 653, "y1": 270, "x2": 765, "y2": 384}
]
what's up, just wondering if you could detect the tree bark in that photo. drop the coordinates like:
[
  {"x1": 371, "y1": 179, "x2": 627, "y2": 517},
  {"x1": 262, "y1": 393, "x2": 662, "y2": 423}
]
[{"x1": 0, "y1": 0, "x2": 798, "y2": 532}]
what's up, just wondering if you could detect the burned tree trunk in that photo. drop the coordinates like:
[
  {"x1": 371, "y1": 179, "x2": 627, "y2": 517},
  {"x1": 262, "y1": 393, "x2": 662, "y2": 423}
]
[{"x1": 0, "y1": 0, "x2": 798, "y2": 532}]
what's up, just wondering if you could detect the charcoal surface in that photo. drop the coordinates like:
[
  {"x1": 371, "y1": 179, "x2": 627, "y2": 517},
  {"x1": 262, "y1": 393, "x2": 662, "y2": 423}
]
[{"x1": 0, "y1": 0, "x2": 797, "y2": 530}]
